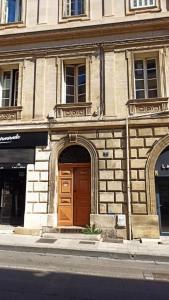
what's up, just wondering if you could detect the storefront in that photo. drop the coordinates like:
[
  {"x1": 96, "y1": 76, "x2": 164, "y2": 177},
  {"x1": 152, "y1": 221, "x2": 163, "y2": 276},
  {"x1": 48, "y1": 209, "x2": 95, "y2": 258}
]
[{"x1": 0, "y1": 131, "x2": 48, "y2": 226}]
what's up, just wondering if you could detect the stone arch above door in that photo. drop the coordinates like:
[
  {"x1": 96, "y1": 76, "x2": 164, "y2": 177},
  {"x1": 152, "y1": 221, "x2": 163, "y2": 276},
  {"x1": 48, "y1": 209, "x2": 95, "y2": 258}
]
[
  {"x1": 146, "y1": 134, "x2": 169, "y2": 215},
  {"x1": 49, "y1": 135, "x2": 99, "y2": 216}
]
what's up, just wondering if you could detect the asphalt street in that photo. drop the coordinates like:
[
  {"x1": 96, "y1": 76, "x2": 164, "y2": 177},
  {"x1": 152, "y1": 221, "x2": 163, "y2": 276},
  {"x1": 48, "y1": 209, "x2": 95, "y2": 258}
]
[{"x1": 0, "y1": 250, "x2": 169, "y2": 299}]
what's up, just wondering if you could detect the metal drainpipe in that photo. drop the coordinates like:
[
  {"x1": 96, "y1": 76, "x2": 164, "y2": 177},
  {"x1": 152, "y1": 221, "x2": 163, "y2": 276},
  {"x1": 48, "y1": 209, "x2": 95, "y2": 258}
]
[{"x1": 126, "y1": 117, "x2": 132, "y2": 240}]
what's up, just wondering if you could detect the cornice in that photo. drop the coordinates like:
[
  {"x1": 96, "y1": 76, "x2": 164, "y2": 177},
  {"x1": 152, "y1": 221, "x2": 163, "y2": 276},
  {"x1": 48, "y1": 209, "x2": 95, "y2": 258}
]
[{"x1": 0, "y1": 16, "x2": 169, "y2": 47}]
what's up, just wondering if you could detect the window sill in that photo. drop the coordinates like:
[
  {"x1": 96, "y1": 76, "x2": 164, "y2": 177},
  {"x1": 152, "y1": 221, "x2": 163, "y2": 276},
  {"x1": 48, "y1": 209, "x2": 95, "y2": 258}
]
[
  {"x1": 127, "y1": 98, "x2": 168, "y2": 115},
  {"x1": 126, "y1": 6, "x2": 161, "y2": 15},
  {"x1": 55, "y1": 102, "x2": 92, "y2": 118},
  {"x1": 0, "y1": 106, "x2": 22, "y2": 121},
  {"x1": 0, "y1": 21, "x2": 25, "y2": 30},
  {"x1": 59, "y1": 15, "x2": 89, "y2": 23}
]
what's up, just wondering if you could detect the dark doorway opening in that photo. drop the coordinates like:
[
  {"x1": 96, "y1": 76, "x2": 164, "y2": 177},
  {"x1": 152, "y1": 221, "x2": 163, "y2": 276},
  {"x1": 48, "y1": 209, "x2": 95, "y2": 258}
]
[
  {"x1": 0, "y1": 169, "x2": 26, "y2": 226},
  {"x1": 156, "y1": 177, "x2": 169, "y2": 234}
]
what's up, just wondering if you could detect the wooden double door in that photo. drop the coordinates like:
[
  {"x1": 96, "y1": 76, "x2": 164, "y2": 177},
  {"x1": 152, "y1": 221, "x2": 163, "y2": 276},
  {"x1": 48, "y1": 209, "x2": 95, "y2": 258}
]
[{"x1": 58, "y1": 163, "x2": 91, "y2": 226}]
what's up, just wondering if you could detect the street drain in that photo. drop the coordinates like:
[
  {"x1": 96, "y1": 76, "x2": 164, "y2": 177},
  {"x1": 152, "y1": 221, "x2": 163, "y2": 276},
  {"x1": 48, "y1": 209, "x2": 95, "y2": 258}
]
[
  {"x1": 36, "y1": 238, "x2": 57, "y2": 244},
  {"x1": 79, "y1": 241, "x2": 96, "y2": 245}
]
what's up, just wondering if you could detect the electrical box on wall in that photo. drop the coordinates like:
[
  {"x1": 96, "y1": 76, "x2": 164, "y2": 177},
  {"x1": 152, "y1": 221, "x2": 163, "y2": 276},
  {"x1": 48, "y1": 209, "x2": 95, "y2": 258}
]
[{"x1": 117, "y1": 214, "x2": 126, "y2": 228}]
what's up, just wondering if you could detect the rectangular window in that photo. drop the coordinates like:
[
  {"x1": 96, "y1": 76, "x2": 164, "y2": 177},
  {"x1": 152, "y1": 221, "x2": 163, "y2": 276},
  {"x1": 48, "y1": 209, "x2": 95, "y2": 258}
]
[
  {"x1": 2, "y1": 0, "x2": 22, "y2": 23},
  {"x1": 0, "y1": 69, "x2": 18, "y2": 107},
  {"x1": 130, "y1": 0, "x2": 155, "y2": 9},
  {"x1": 65, "y1": 64, "x2": 86, "y2": 103},
  {"x1": 134, "y1": 58, "x2": 158, "y2": 99},
  {"x1": 66, "y1": 0, "x2": 85, "y2": 16}
]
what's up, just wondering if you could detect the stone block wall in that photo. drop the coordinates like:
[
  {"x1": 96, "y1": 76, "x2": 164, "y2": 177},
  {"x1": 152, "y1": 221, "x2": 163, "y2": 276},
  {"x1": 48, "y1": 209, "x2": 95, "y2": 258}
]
[
  {"x1": 129, "y1": 125, "x2": 169, "y2": 215},
  {"x1": 24, "y1": 146, "x2": 51, "y2": 228},
  {"x1": 80, "y1": 129, "x2": 127, "y2": 217}
]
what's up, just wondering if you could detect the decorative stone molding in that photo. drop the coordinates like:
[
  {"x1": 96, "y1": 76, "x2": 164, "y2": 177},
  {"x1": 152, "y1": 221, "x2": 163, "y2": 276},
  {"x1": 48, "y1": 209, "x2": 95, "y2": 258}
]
[
  {"x1": 127, "y1": 98, "x2": 168, "y2": 115},
  {"x1": 0, "y1": 106, "x2": 22, "y2": 121},
  {"x1": 49, "y1": 135, "x2": 99, "y2": 219},
  {"x1": 55, "y1": 103, "x2": 92, "y2": 118}
]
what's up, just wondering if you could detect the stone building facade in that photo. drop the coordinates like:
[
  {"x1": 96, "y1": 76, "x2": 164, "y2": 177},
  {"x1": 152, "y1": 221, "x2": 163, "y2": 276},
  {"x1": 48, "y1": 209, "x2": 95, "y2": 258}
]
[{"x1": 0, "y1": 0, "x2": 169, "y2": 239}]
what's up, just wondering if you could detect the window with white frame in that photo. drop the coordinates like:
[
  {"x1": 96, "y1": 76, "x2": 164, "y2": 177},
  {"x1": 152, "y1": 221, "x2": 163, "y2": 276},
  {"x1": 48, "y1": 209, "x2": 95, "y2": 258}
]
[
  {"x1": 64, "y1": 0, "x2": 85, "y2": 17},
  {"x1": 130, "y1": 0, "x2": 155, "y2": 9},
  {"x1": 134, "y1": 58, "x2": 158, "y2": 99},
  {"x1": 65, "y1": 64, "x2": 86, "y2": 103},
  {"x1": 0, "y1": 69, "x2": 18, "y2": 107},
  {"x1": 1, "y1": 0, "x2": 22, "y2": 23}
]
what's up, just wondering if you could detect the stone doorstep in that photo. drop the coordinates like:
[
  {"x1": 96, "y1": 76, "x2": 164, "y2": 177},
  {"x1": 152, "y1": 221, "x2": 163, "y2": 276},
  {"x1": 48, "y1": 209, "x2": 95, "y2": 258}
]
[
  {"x1": 42, "y1": 226, "x2": 84, "y2": 234},
  {"x1": 13, "y1": 227, "x2": 41, "y2": 236},
  {"x1": 42, "y1": 232, "x2": 102, "y2": 241}
]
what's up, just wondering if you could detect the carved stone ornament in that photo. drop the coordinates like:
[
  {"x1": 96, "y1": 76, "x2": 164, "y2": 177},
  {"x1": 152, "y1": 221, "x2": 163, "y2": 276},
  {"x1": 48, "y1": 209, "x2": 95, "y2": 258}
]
[
  {"x1": 0, "y1": 106, "x2": 22, "y2": 121},
  {"x1": 55, "y1": 103, "x2": 92, "y2": 118},
  {"x1": 127, "y1": 98, "x2": 168, "y2": 115},
  {"x1": 68, "y1": 133, "x2": 78, "y2": 143}
]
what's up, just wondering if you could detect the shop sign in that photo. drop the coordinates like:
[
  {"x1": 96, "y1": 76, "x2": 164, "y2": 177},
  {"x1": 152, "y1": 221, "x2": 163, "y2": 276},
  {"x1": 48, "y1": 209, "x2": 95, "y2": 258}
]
[{"x1": 0, "y1": 132, "x2": 48, "y2": 148}]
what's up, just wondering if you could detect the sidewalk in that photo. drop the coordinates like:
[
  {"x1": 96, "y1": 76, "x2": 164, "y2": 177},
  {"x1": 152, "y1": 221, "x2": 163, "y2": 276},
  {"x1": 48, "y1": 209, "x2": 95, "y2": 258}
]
[{"x1": 0, "y1": 229, "x2": 169, "y2": 262}]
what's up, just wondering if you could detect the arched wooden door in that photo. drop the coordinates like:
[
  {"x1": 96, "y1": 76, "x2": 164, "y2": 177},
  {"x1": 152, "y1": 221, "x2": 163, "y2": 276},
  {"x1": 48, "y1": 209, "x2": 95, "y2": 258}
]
[{"x1": 58, "y1": 146, "x2": 91, "y2": 227}]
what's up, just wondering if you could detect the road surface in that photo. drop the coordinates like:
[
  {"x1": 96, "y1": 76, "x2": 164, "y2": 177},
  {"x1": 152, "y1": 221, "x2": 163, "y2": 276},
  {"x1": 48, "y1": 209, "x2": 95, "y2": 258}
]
[{"x1": 0, "y1": 249, "x2": 169, "y2": 299}]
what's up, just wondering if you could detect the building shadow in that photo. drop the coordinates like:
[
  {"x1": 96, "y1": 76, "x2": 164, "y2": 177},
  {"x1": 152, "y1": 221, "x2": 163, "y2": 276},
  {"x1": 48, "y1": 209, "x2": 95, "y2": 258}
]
[{"x1": 0, "y1": 267, "x2": 169, "y2": 300}]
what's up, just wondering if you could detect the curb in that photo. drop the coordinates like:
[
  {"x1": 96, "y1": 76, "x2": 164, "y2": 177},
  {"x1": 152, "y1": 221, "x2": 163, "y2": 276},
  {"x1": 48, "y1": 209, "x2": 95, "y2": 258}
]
[{"x1": 0, "y1": 244, "x2": 169, "y2": 263}]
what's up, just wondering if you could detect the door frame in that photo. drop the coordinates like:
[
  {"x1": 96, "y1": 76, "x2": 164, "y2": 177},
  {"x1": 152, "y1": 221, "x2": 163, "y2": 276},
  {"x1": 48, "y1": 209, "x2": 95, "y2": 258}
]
[{"x1": 58, "y1": 162, "x2": 91, "y2": 226}]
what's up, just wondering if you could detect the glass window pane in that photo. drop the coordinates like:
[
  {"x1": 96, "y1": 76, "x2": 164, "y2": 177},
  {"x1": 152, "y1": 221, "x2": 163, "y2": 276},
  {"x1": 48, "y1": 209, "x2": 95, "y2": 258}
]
[
  {"x1": 136, "y1": 90, "x2": 145, "y2": 99},
  {"x1": 66, "y1": 75, "x2": 74, "y2": 85},
  {"x1": 148, "y1": 79, "x2": 157, "y2": 89},
  {"x1": 66, "y1": 95, "x2": 74, "y2": 103},
  {"x1": 2, "y1": 90, "x2": 10, "y2": 99},
  {"x1": 78, "y1": 84, "x2": 85, "y2": 95},
  {"x1": 78, "y1": 94, "x2": 85, "y2": 102},
  {"x1": 78, "y1": 74, "x2": 86, "y2": 85},
  {"x1": 135, "y1": 60, "x2": 143, "y2": 70},
  {"x1": 147, "y1": 68, "x2": 156, "y2": 79},
  {"x1": 66, "y1": 85, "x2": 74, "y2": 96},
  {"x1": 66, "y1": 66, "x2": 74, "y2": 76},
  {"x1": 8, "y1": 0, "x2": 16, "y2": 22},
  {"x1": 148, "y1": 89, "x2": 157, "y2": 98},
  {"x1": 136, "y1": 80, "x2": 144, "y2": 90},
  {"x1": 2, "y1": 99, "x2": 10, "y2": 106},
  {"x1": 147, "y1": 59, "x2": 156, "y2": 70},
  {"x1": 135, "y1": 69, "x2": 144, "y2": 79}
]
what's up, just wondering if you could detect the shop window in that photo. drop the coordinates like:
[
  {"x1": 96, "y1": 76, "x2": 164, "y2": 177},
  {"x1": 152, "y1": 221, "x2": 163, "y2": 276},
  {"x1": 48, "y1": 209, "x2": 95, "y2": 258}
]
[
  {"x1": 1, "y1": 0, "x2": 22, "y2": 24},
  {"x1": 64, "y1": 64, "x2": 86, "y2": 103},
  {"x1": 134, "y1": 58, "x2": 158, "y2": 99},
  {"x1": 0, "y1": 69, "x2": 19, "y2": 107},
  {"x1": 130, "y1": 0, "x2": 156, "y2": 9}
]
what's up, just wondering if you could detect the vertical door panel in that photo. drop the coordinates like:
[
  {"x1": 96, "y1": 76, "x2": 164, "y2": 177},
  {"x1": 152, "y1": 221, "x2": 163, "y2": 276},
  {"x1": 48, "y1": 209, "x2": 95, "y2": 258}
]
[
  {"x1": 74, "y1": 166, "x2": 91, "y2": 226},
  {"x1": 58, "y1": 166, "x2": 73, "y2": 226}
]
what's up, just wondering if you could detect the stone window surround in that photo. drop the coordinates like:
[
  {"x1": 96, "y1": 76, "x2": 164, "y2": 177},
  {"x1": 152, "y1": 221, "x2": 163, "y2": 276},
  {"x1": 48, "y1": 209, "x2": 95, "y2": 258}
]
[
  {"x1": 0, "y1": 0, "x2": 27, "y2": 29},
  {"x1": 56, "y1": 54, "x2": 91, "y2": 117},
  {"x1": 58, "y1": 0, "x2": 90, "y2": 23},
  {"x1": 0, "y1": 61, "x2": 24, "y2": 119},
  {"x1": 126, "y1": 49, "x2": 167, "y2": 114},
  {"x1": 125, "y1": 0, "x2": 161, "y2": 15}
]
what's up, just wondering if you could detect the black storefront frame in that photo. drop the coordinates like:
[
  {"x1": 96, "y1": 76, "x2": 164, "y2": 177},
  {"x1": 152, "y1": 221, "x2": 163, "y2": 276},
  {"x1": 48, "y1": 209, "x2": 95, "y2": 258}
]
[{"x1": 0, "y1": 131, "x2": 48, "y2": 225}]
